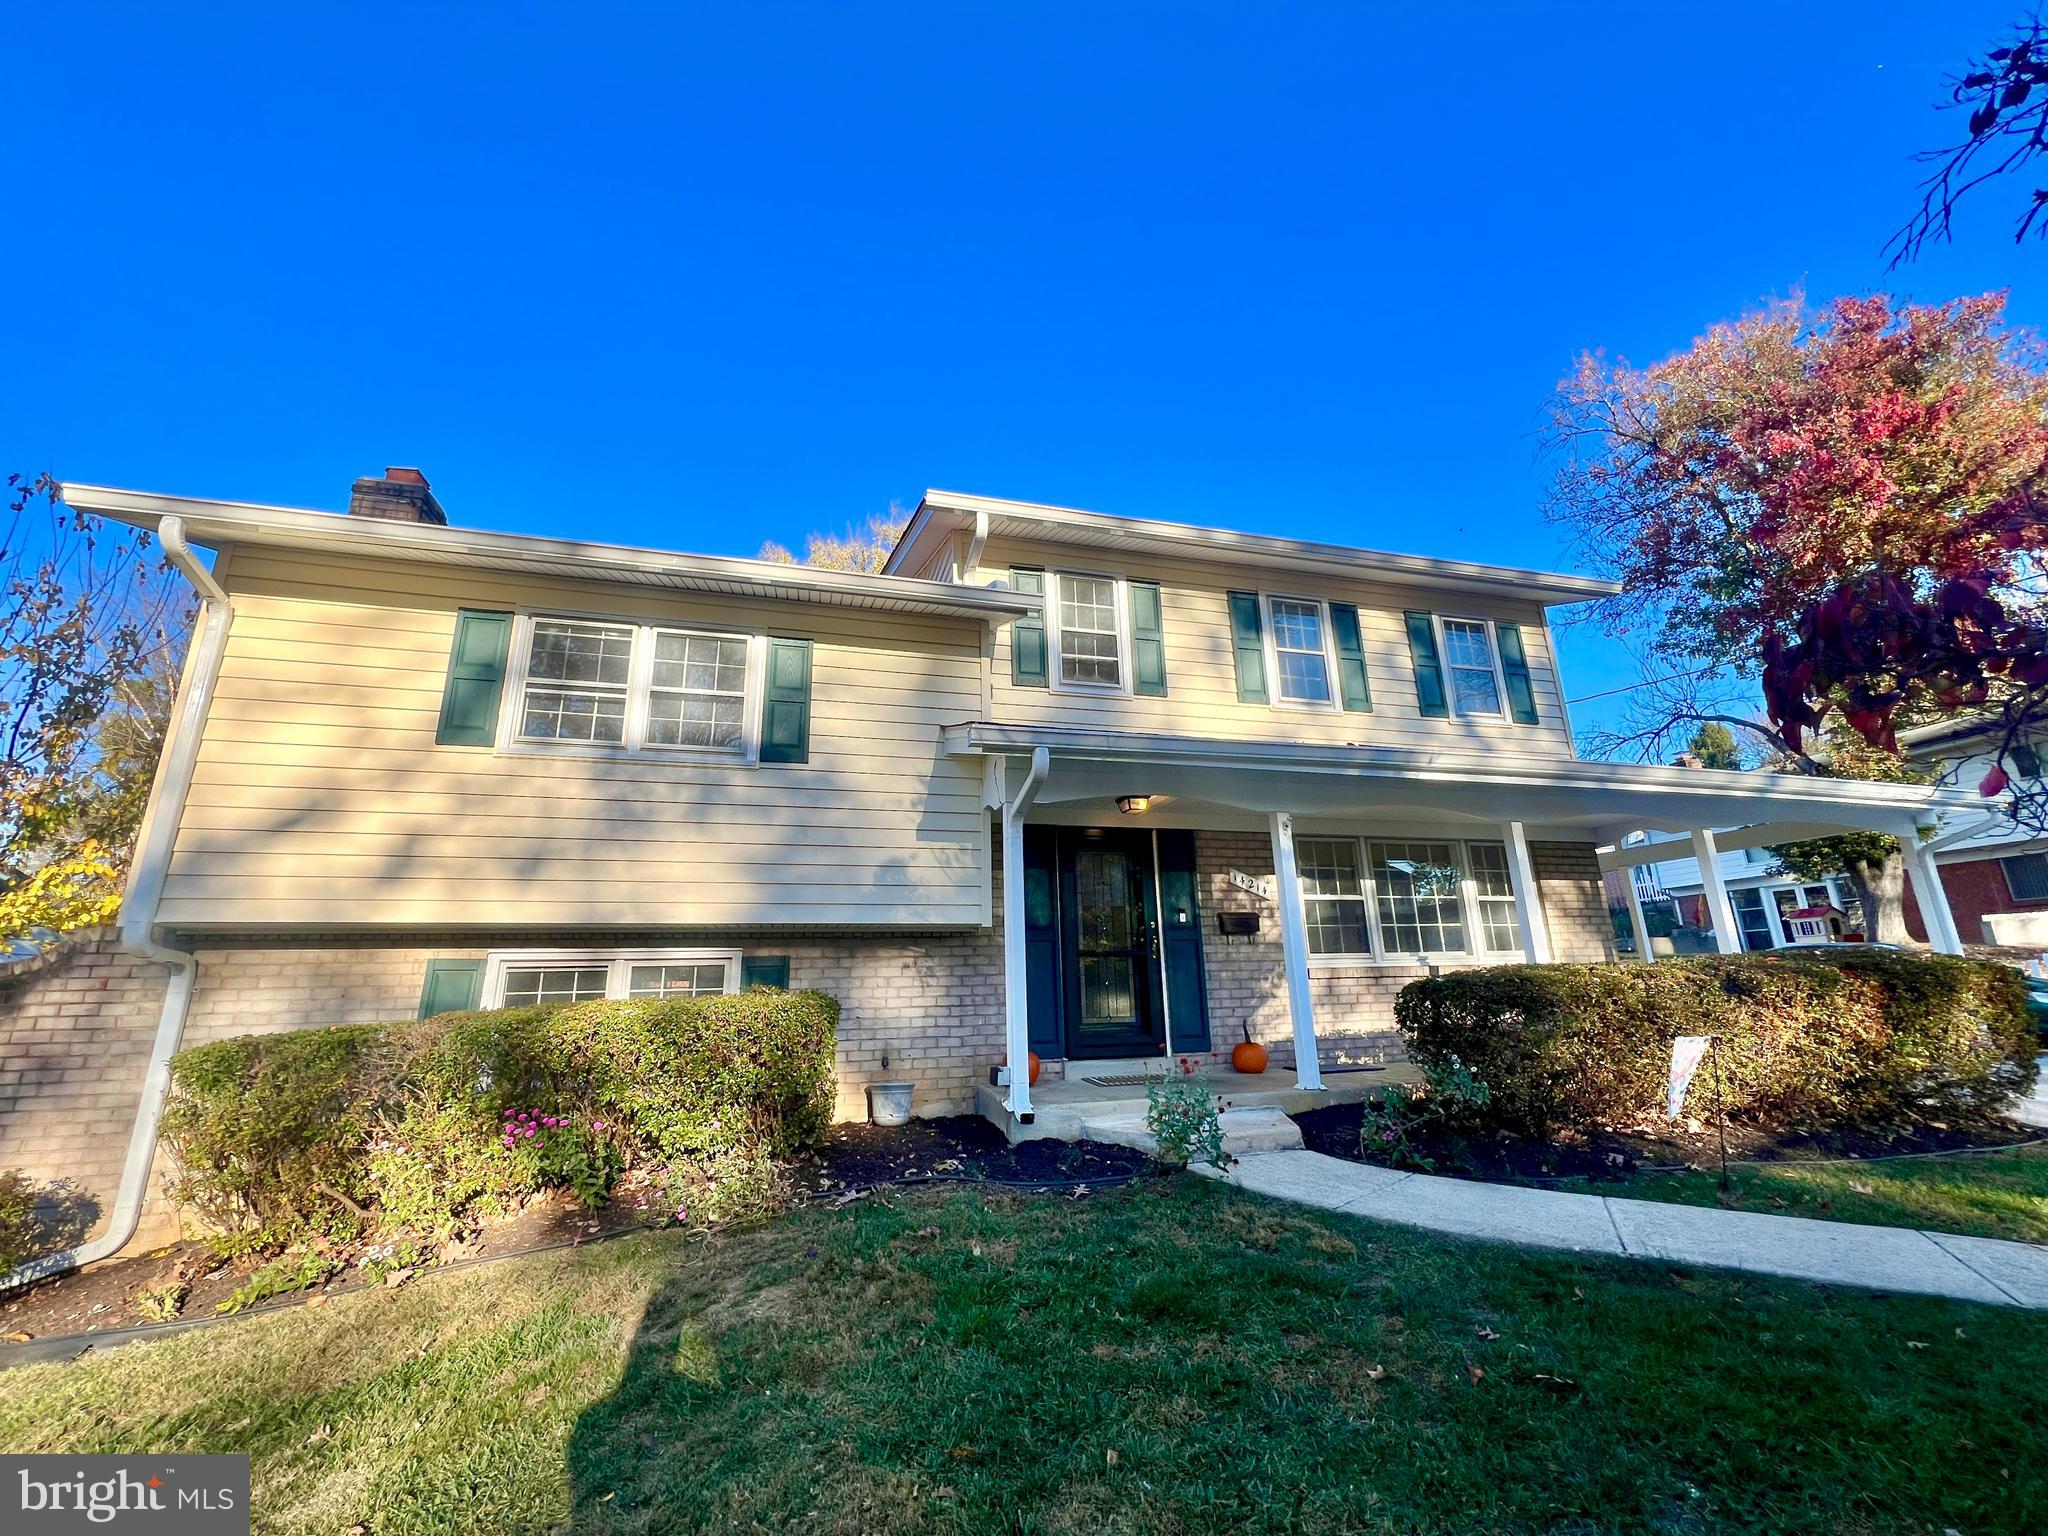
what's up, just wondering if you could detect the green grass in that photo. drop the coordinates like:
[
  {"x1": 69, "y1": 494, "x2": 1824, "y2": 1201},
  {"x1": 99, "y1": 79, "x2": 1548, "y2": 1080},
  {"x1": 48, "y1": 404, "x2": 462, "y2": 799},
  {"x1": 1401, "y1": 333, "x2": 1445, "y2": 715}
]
[
  {"x1": 3, "y1": 1178, "x2": 2044, "y2": 1534},
  {"x1": 1544, "y1": 1143, "x2": 2048, "y2": 1243}
]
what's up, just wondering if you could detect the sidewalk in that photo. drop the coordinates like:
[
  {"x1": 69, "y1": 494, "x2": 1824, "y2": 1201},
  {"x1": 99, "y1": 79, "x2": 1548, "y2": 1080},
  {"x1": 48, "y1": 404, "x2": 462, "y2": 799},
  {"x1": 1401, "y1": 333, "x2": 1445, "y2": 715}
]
[{"x1": 1195, "y1": 1150, "x2": 2048, "y2": 1308}]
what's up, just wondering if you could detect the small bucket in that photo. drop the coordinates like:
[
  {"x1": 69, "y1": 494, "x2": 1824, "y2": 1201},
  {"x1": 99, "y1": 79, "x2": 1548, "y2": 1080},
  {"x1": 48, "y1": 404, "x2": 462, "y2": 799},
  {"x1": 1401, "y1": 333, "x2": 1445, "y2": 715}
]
[{"x1": 868, "y1": 1081, "x2": 914, "y2": 1127}]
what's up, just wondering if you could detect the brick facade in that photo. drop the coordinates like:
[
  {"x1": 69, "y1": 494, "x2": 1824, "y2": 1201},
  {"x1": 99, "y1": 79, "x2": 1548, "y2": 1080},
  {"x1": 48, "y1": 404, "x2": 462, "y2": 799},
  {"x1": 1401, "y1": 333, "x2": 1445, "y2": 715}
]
[
  {"x1": 0, "y1": 832, "x2": 1611, "y2": 1265},
  {"x1": 1901, "y1": 852, "x2": 2048, "y2": 946},
  {"x1": 0, "y1": 932, "x2": 171, "y2": 1248}
]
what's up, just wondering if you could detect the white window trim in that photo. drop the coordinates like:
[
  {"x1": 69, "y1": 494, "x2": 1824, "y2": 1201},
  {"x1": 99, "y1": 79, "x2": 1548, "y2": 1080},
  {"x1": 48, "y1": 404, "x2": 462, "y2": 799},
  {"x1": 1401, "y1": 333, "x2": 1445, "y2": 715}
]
[
  {"x1": 481, "y1": 947, "x2": 745, "y2": 1008},
  {"x1": 1434, "y1": 614, "x2": 1512, "y2": 722},
  {"x1": 496, "y1": 608, "x2": 767, "y2": 764},
  {"x1": 1046, "y1": 570, "x2": 1133, "y2": 697},
  {"x1": 1260, "y1": 592, "x2": 1343, "y2": 712},
  {"x1": 1297, "y1": 834, "x2": 1528, "y2": 967}
]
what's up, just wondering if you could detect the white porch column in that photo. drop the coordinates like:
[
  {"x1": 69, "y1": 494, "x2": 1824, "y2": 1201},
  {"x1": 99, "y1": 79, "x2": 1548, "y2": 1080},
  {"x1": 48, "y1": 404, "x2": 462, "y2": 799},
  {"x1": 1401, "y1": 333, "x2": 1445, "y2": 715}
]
[
  {"x1": 1901, "y1": 839, "x2": 1966, "y2": 955},
  {"x1": 1621, "y1": 865, "x2": 1654, "y2": 963},
  {"x1": 1502, "y1": 822, "x2": 1553, "y2": 964},
  {"x1": 1269, "y1": 811, "x2": 1324, "y2": 1091},
  {"x1": 1001, "y1": 748, "x2": 1050, "y2": 1117},
  {"x1": 1690, "y1": 827, "x2": 1743, "y2": 955}
]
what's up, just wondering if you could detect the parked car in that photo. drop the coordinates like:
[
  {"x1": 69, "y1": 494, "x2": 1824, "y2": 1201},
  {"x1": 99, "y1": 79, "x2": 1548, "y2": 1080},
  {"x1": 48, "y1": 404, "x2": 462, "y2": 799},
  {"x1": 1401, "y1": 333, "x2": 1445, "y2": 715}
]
[{"x1": 2027, "y1": 972, "x2": 2048, "y2": 1034}]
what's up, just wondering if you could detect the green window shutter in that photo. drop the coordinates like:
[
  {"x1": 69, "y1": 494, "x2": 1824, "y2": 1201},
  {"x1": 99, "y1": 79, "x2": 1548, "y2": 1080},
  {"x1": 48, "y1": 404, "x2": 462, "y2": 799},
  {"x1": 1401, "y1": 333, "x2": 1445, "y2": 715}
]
[
  {"x1": 1129, "y1": 580, "x2": 1167, "y2": 697},
  {"x1": 760, "y1": 638, "x2": 813, "y2": 764},
  {"x1": 2013, "y1": 741, "x2": 2042, "y2": 778},
  {"x1": 1328, "y1": 602, "x2": 1372, "y2": 713},
  {"x1": 1494, "y1": 622, "x2": 1540, "y2": 725},
  {"x1": 1404, "y1": 611, "x2": 1448, "y2": 718},
  {"x1": 1010, "y1": 568, "x2": 1048, "y2": 687},
  {"x1": 418, "y1": 959, "x2": 483, "y2": 1019},
  {"x1": 435, "y1": 610, "x2": 513, "y2": 746},
  {"x1": 1226, "y1": 591, "x2": 1268, "y2": 704},
  {"x1": 740, "y1": 955, "x2": 790, "y2": 990}
]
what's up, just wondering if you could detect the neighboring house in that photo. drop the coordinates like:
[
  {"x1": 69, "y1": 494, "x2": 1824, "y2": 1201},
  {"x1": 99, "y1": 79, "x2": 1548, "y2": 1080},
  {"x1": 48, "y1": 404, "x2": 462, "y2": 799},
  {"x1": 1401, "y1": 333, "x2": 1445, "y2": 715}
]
[
  {"x1": 0, "y1": 471, "x2": 1984, "y2": 1271},
  {"x1": 1900, "y1": 718, "x2": 2048, "y2": 948},
  {"x1": 1631, "y1": 829, "x2": 1851, "y2": 951}
]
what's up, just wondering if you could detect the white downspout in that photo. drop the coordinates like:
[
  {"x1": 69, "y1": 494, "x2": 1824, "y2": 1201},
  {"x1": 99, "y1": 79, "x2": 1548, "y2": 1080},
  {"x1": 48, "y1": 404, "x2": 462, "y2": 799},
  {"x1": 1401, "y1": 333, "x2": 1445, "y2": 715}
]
[
  {"x1": 1001, "y1": 747, "x2": 1050, "y2": 1120},
  {"x1": 2, "y1": 516, "x2": 233, "y2": 1291}
]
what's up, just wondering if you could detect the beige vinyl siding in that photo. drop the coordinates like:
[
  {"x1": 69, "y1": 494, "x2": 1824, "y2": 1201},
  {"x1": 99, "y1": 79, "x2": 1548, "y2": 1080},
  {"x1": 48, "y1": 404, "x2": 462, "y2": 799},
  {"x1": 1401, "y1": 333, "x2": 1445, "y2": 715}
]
[
  {"x1": 160, "y1": 547, "x2": 992, "y2": 931},
  {"x1": 975, "y1": 536, "x2": 1574, "y2": 758}
]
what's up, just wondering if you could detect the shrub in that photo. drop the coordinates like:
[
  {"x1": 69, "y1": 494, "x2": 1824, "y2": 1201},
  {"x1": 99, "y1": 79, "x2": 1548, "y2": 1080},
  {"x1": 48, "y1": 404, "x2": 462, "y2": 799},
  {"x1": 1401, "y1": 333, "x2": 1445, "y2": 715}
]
[
  {"x1": 161, "y1": 990, "x2": 838, "y2": 1247},
  {"x1": 1145, "y1": 1075, "x2": 1228, "y2": 1170},
  {"x1": 0, "y1": 1171, "x2": 38, "y2": 1272},
  {"x1": 160, "y1": 1025, "x2": 387, "y2": 1241},
  {"x1": 1394, "y1": 952, "x2": 2035, "y2": 1138},
  {"x1": 1357, "y1": 1054, "x2": 1492, "y2": 1171}
]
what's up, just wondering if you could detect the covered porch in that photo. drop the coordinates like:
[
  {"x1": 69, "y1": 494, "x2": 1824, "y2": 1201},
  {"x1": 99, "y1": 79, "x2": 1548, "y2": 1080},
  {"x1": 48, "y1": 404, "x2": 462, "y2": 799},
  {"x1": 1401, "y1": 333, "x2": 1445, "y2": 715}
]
[{"x1": 948, "y1": 722, "x2": 1984, "y2": 1129}]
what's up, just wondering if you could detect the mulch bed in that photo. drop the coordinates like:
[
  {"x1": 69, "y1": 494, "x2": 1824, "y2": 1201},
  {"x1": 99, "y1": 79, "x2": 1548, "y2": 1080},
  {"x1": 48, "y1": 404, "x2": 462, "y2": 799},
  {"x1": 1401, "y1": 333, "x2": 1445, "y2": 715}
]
[
  {"x1": 1294, "y1": 1101, "x2": 2043, "y2": 1184},
  {"x1": 1, "y1": 1117, "x2": 1148, "y2": 1351}
]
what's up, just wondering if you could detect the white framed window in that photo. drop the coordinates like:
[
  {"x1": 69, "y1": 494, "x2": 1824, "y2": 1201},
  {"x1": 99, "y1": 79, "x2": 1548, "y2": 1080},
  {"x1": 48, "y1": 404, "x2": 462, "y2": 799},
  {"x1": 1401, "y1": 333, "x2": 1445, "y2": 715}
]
[
  {"x1": 502, "y1": 612, "x2": 765, "y2": 760},
  {"x1": 1292, "y1": 834, "x2": 1532, "y2": 964},
  {"x1": 482, "y1": 948, "x2": 743, "y2": 1008},
  {"x1": 1436, "y1": 617, "x2": 1507, "y2": 719},
  {"x1": 1296, "y1": 837, "x2": 1373, "y2": 957},
  {"x1": 1464, "y1": 841, "x2": 1524, "y2": 954},
  {"x1": 1049, "y1": 572, "x2": 1128, "y2": 692},
  {"x1": 1262, "y1": 594, "x2": 1339, "y2": 709}
]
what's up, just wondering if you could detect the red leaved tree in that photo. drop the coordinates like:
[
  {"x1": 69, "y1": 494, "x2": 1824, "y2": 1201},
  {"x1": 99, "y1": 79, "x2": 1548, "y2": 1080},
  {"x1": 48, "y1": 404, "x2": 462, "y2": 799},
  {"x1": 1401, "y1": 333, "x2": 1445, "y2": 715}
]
[{"x1": 1550, "y1": 292, "x2": 2048, "y2": 929}]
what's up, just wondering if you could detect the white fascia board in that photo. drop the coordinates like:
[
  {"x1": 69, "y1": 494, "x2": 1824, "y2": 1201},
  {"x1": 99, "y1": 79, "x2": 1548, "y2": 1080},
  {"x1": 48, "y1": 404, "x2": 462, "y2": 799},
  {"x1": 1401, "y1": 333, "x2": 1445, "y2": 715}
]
[
  {"x1": 944, "y1": 722, "x2": 1982, "y2": 818},
  {"x1": 60, "y1": 484, "x2": 1043, "y2": 623},
  {"x1": 913, "y1": 489, "x2": 1623, "y2": 606}
]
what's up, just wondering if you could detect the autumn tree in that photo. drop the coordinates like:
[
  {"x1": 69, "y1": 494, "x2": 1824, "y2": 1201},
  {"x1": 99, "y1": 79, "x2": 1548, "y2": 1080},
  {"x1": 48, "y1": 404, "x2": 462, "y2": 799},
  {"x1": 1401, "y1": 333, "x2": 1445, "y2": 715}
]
[
  {"x1": 0, "y1": 475, "x2": 188, "y2": 939},
  {"x1": 758, "y1": 506, "x2": 909, "y2": 573},
  {"x1": 1550, "y1": 292, "x2": 2048, "y2": 933}
]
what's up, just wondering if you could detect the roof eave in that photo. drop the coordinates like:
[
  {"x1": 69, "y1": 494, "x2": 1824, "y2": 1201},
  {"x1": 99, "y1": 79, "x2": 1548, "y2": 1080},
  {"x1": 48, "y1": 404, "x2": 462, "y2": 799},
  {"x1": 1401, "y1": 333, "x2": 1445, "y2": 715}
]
[
  {"x1": 59, "y1": 484, "x2": 1043, "y2": 622},
  {"x1": 912, "y1": 489, "x2": 1621, "y2": 606}
]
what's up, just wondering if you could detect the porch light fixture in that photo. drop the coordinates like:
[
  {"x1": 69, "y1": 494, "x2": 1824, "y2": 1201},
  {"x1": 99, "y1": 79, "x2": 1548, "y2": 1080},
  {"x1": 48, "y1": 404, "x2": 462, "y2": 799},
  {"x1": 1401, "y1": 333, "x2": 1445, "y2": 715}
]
[{"x1": 1117, "y1": 795, "x2": 1153, "y2": 814}]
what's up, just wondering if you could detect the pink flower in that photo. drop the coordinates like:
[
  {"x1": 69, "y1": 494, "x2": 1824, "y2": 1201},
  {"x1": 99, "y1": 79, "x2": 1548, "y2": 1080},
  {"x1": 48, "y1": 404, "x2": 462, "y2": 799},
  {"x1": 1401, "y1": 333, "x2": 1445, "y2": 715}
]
[
  {"x1": 501, "y1": 1136, "x2": 515, "y2": 1148},
  {"x1": 592, "y1": 1120, "x2": 606, "y2": 1132}
]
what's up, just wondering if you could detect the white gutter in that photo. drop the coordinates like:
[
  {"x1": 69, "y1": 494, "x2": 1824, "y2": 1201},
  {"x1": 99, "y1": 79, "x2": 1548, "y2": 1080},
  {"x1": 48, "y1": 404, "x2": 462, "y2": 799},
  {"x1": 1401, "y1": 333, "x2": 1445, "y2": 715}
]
[
  {"x1": 962, "y1": 508, "x2": 990, "y2": 582},
  {"x1": 1001, "y1": 747, "x2": 1051, "y2": 1120},
  {"x1": 2, "y1": 515, "x2": 234, "y2": 1291}
]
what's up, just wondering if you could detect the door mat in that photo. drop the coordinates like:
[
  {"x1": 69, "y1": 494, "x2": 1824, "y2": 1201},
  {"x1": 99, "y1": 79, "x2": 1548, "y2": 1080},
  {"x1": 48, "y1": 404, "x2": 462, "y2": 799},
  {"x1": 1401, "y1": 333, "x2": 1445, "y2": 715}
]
[
  {"x1": 1321, "y1": 1065, "x2": 1388, "y2": 1075},
  {"x1": 1081, "y1": 1073, "x2": 1168, "y2": 1087}
]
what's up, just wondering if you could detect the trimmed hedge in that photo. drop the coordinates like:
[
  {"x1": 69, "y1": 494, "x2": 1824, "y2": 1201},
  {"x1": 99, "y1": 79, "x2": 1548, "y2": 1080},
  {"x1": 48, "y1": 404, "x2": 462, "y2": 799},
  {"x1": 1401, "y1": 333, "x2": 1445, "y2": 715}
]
[
  {"x1": 161, "y1": 990, "x2": 837, "y2": 1244},
  {"x1": 1393, "y1": 952, "x2": 2035, "y2": 1138}
]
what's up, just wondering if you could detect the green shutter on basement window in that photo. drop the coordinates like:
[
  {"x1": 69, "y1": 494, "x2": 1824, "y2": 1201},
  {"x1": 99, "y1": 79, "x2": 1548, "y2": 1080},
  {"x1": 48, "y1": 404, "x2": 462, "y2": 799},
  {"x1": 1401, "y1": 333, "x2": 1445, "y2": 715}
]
[
  {"x1": 1494, "y1": 622, "x2": 1540, "y2": 725},
  {"x1": 1404, "y1": 610, "x2": 1448, "y2": 718},
  {"x1": 740, "y1": 955, "x2": 791, "y2": 990},
  {"x1": 435, "y1": 610, "x2": 513, "y2": 746},
  {"x1": 760, "y1": 637, "x2": 813, "y2": 764},
  {"x1": 1129, "y1": 580, "x2": 1167, "y2": 697},
  {"x1": 418, "y1": 959, "x2": 483, "y2": 1019},
  {"x1": 1329, "y1": 602, "x2": 1372, "y2": 713},
  {"x1": 1010, "y1": 568, "x2": 1048, "y2": 687},
  {"x1": 1226, "y1": 591, "x2": 1268, "y2": 704}
]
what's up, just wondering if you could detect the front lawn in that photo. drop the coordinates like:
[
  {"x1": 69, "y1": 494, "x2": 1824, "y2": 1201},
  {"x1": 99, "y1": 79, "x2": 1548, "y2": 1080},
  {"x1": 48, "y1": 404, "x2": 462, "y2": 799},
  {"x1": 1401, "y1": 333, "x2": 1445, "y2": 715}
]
[
  {"x1": 1546, "y1": 1143, "x2": 2048, "y2": 1244},
  {"x1": 4, "y1": 1179, "x2": 2044, "y2": 1534}
]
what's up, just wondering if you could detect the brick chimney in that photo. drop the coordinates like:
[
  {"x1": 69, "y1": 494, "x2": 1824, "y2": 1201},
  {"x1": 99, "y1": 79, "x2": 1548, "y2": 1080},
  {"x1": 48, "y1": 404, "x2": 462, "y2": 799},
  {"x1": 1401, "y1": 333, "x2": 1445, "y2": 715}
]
[{"x1": 348, "y1": 466, "x2": 447, "y2": 525}]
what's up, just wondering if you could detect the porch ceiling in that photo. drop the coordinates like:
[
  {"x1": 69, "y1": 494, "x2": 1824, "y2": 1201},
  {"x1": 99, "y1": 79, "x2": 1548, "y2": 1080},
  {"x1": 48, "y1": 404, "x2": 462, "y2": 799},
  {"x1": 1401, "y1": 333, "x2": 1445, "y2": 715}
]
[{"x1": 946, "y1": 722, "x2": 1982, "y2": 845}]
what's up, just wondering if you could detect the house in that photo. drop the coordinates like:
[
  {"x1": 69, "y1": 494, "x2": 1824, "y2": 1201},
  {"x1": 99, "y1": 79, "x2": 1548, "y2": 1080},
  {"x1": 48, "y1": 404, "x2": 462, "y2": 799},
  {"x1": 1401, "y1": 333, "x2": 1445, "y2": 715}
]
[
  {"x1": 1627, "y1": 829, "x2": 1853, "y2": 951},
  {"x1": 1900, "y1": 717, "x2": 2048, "y2": 948},
  {"x1": 0, "y1": 471, "x2": 1984, "y2": 1274}
]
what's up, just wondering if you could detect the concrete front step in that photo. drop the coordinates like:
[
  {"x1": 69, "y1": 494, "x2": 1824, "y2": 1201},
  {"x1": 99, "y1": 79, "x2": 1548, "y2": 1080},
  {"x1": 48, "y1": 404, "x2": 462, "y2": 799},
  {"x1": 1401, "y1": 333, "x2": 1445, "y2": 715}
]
[{"x1": 1070, "y1": 1105, "x2": 1306, "y2": 1158}]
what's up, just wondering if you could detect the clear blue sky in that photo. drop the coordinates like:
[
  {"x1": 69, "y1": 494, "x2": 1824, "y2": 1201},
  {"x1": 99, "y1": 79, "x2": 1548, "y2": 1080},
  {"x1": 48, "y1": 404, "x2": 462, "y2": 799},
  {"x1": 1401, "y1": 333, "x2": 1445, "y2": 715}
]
[{"x1": 7, "y1": 3, "x2": 2038, "y2": 744}]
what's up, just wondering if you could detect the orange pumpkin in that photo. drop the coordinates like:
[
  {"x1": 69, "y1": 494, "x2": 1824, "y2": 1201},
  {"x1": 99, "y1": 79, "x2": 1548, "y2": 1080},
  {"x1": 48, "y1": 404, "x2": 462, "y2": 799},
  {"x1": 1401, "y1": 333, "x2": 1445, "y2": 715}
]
[
  {"x1": 1231, "y1": 1039, "x2": 1269, "y2": 1074},
  {"x1": 1027, "y1": 1051, "x2": 1042, "y2": 1085}
]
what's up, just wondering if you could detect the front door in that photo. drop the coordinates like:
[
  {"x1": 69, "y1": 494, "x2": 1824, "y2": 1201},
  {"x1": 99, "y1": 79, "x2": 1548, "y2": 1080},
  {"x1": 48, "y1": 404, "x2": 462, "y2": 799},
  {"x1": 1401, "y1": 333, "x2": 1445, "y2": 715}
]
[{"x1": 1059, "y1": 829, "x2": 1167, "y2": 1059}]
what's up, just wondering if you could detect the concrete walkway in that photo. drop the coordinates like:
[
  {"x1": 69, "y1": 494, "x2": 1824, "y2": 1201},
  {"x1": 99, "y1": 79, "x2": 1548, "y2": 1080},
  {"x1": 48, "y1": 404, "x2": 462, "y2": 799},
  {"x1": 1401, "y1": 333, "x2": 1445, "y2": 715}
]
[{"x1": 1195, "y1": 1150, "x2": 2048, "y2": 1308}]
